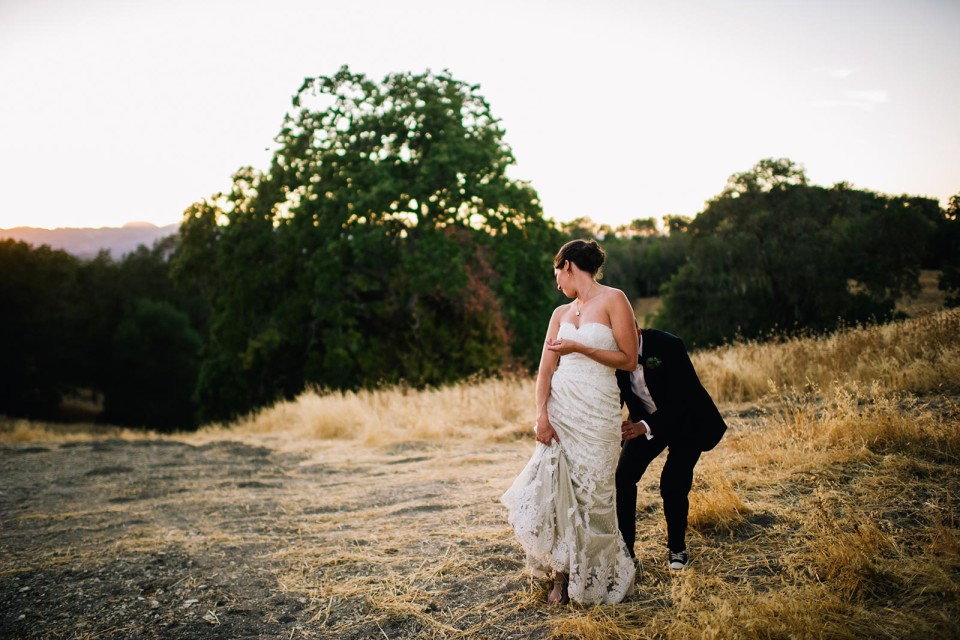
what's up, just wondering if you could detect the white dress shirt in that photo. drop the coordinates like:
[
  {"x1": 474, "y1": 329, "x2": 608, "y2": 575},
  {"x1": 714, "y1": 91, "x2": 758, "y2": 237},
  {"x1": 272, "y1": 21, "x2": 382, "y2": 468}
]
[{"x1": 629, "y1": 332, "x2": 657, "y2": 439}]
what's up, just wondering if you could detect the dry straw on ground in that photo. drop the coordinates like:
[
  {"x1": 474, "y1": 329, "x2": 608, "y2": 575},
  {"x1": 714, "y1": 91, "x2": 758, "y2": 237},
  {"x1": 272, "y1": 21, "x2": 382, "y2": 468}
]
[{"x1": 2, "y1": 308, "x2": 958, "y2": 639}]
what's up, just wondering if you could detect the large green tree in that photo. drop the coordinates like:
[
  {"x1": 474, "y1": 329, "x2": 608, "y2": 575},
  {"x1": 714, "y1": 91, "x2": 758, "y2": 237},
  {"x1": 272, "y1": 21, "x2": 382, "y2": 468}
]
[
  {"x1": 174, "y1": 67, "x2": 561, "y2": 421},
  {"x1": 656, "y1": 159, "x2": 940, "y2": 346}
]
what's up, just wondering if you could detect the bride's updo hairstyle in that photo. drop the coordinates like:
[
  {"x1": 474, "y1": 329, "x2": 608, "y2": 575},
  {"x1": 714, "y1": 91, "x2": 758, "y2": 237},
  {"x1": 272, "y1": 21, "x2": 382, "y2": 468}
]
[{"x1": 554, "y1": 239, "x2": 606, "y2": 280}]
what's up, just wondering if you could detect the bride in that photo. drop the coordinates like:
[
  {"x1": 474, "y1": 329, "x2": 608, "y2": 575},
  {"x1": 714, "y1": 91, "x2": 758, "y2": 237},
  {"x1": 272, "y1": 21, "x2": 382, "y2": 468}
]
[{"x1": 502, "y1": 239, "x2": 638, "y2": 605}]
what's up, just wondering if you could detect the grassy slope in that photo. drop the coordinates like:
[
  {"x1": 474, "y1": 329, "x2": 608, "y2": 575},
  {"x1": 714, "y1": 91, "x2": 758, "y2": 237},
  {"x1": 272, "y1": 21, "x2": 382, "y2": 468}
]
[{"x1": 231, "y1": 309, "x2": 960, "y2": 638}]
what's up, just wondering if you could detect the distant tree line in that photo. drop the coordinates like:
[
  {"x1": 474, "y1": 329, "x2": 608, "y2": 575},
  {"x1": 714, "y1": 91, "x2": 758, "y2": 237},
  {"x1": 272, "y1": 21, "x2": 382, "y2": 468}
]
[
  {"x1": 584, "y1": 159, "x2": 959, "y2": 347},
  {"x1": 0, "y1": 238, "x2": 203, "y2": 429},
  {"x1": 559, "y1": 215, "x2": 692, "y2": 303},
  {"x1": 655, "y1": 160, "x2": 957, "y2": 345},
  {"x1": 2, "y1": 68, "x2": 958, "y2": 430}
]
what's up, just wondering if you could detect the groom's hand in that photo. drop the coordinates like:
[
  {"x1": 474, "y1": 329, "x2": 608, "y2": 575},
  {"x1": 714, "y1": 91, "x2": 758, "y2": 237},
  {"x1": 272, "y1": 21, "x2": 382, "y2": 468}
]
[{"x1": 621, "y1": 420, "x2": 647, "y2": 441}]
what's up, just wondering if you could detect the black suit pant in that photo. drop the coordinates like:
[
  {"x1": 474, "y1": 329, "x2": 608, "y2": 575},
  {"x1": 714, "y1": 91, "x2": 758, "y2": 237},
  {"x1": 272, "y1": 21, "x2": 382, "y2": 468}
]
[{"x1": 616, "y1": 435, "x2": 701, "y2": 555}]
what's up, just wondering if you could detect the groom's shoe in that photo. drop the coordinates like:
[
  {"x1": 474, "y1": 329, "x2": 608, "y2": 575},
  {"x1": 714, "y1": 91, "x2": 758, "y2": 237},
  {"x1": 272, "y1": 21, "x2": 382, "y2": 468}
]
[{"x1": 668, "y1": 550, "x2": 689, "y2": 570}]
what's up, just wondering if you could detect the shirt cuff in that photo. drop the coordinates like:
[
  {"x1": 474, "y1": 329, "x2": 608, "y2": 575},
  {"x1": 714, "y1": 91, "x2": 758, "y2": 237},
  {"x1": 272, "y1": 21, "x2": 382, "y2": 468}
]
[{"x1": 640, "y1": 419, "x2": 654, "y2": 440}]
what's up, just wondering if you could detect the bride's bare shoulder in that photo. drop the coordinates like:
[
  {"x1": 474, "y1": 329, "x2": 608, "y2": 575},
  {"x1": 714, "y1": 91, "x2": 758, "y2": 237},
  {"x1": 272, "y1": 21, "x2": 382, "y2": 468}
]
[
  {"x1": 598, "y1": 285, "x2": 628, "y2": 302},
  {"x1": 549, "y1": 303, "x2": 574, "y2": 322}
]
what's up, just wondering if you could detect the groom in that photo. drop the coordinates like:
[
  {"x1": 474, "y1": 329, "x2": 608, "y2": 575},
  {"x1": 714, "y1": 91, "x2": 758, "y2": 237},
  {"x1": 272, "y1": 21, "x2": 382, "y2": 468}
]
[{"x1": 615, "y1": 326, "x2": 727, "y2": 570}]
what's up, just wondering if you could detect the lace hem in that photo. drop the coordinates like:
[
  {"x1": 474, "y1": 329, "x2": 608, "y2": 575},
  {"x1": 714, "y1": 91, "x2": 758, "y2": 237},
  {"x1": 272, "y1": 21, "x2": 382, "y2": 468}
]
[{"x1": 501, "y1": 439, "x2": 636, "y2": 605}]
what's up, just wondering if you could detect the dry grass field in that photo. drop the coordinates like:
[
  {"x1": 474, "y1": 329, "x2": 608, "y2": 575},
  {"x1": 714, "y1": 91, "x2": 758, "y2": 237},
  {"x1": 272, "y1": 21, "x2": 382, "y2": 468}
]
[{"x1": 2, "y1": 307, "x2": 958, "y2": 639}]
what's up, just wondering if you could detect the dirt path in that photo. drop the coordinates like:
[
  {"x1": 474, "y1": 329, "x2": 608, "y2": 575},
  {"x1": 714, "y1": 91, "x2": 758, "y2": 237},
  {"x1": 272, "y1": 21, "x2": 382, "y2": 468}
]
[{"x1": 1, "y1": 436, "x2": 538, "y2": 639}]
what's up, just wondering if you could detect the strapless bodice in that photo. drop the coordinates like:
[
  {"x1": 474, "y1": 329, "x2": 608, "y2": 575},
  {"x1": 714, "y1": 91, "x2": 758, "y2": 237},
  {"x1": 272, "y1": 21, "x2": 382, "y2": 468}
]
[{"x1": 556, "y1": 322, "x2": 618, "y2": 376}]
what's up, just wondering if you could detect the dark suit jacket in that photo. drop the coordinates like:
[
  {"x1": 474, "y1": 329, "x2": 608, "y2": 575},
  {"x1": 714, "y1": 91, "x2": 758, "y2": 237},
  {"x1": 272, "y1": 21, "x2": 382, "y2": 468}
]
[{"x1": 616, "y1": 328, "x2": 727, "y2": 452}]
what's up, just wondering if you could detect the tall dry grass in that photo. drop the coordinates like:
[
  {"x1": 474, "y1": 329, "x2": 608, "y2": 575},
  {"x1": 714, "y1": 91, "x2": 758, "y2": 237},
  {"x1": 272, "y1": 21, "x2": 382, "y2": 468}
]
[
  {"x1": 694, "y1": 308, "x2": 960, "y2": 403},
  {"x1": 199, "y1": 375, "x2": 534, "y2": 446}
]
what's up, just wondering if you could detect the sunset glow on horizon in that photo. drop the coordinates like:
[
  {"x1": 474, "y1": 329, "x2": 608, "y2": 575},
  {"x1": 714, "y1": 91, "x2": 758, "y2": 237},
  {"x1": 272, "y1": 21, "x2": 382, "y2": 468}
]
[{"x1": 1, "y1": 0, "x2": 958, "y2": 231}]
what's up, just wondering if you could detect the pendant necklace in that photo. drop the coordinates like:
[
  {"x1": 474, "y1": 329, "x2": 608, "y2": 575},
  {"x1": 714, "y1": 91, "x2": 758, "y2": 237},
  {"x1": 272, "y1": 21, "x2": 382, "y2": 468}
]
[{"x1": 575, "y1": 286, "x2": 596, "y2": 316}]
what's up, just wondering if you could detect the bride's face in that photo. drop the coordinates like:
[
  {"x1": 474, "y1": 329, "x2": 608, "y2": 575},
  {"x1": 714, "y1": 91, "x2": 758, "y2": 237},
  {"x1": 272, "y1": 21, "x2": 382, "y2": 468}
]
[{"x1": 554, "y1": 264, "x2": 574, "y2": 298}]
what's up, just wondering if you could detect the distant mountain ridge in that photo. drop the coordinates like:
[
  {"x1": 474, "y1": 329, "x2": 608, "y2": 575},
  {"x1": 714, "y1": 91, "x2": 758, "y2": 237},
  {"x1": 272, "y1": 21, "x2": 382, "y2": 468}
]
[{"x1": 0, "y1": 222, "x2": 180, "y2": 259}]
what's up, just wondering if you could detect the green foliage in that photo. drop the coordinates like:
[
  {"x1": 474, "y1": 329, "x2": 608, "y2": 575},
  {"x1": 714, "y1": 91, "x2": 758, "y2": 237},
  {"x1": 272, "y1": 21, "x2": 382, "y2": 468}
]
[
  {"x1": 174, "y1": 67, "x2": 561, "y2": 421},
  {"x1": 655, "y1": 159, "x2": 941, "y2": 346},
  {"x1": 73, "y1": 238, "x2": 199, "y2": 395},
  {"x1": 556, "y1": 217, "x2": 690, "y2": 302},
  {"x1": 601, "y1": 232, "x2": 690, "y2": 301},
  {"x1": 104, "y1": 299, "x2": 201, "y2": 430},
  {"x1": 0, "y1": 237, "x2": 203, "y2": 428},
  {"x1": 939, "y1": 193, "x2": 960, "y2": 307},
  {"x1": 0, "y1": 240, "x2": 81, "y2": 416}
]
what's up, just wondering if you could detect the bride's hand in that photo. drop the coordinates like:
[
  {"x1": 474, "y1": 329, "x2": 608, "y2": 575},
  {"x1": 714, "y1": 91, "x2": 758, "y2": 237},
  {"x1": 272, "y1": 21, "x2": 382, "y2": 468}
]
[
  {"x1": 536, "y1": 418, "x2": 560, "y2": 446},
  {"x1": 546, "y1": 337, "x2": 581, "y2": 356}
]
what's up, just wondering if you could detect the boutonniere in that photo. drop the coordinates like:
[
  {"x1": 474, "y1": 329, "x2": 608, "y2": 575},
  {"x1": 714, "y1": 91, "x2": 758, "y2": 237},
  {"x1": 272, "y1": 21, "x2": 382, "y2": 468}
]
[{"x1": 644, "y1": 356, "x2": 662, "y2": 370}]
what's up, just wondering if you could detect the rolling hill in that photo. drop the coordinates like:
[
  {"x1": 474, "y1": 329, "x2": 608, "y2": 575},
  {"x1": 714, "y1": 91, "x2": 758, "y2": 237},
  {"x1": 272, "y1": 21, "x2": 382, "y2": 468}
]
[{"x1": 0, "y1": 222, "x2": 179, "y2": 259}]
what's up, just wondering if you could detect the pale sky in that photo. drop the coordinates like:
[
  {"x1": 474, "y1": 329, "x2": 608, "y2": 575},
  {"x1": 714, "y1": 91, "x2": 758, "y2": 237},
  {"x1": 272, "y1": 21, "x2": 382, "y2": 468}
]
[{"x1": 1, "y1": 0, "x2": 958, "y2": 230}]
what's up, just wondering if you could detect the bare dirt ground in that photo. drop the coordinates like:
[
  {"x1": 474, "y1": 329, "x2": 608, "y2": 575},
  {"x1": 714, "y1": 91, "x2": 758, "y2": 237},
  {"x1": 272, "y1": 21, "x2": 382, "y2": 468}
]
[{"x1": 1, "y1": 434, "x2": 549, "y2": 639}]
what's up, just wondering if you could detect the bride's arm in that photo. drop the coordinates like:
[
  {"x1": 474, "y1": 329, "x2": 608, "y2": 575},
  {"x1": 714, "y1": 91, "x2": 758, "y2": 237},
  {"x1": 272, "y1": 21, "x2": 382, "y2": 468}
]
[
  {"x1": 546, "y1": 290, "x2": 638, "y2": 371},
  {"x1": 535, "y1": 307, "x2": 564, "y2": 445}
]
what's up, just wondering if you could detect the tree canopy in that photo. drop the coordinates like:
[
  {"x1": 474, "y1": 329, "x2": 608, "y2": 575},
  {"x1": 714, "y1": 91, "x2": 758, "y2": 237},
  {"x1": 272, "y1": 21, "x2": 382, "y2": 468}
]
[
  {"x1": 655, "y1": 159, "x2": 944, "y2": 345},
  {"x1": 174, "y1": 67, "x2": 562, "y2": 421}
]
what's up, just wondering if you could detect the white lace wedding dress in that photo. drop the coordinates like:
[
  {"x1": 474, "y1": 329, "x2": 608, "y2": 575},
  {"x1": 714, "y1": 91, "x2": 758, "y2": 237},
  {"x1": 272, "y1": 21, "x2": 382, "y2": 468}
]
[{"x1": 501, "y1": 322, "x2": 636, "y2": 605}]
